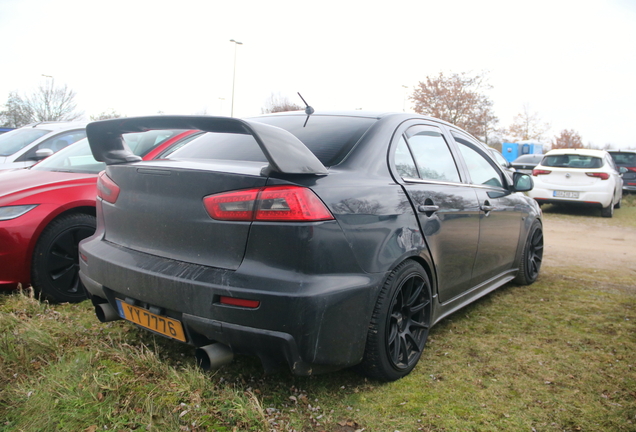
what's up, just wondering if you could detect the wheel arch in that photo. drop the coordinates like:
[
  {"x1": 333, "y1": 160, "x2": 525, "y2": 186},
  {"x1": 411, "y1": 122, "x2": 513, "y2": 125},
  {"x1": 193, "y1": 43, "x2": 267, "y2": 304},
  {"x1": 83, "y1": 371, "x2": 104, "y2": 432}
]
[
  {"x1": 406, "y1": 254, "x2": 437, "y2": 298},
  {"x1": 380, "y1": 250, "x2": 437, "y2": 307},
  {"x1": 24, "y1": 205, "x2": 97, "y2": 282}
]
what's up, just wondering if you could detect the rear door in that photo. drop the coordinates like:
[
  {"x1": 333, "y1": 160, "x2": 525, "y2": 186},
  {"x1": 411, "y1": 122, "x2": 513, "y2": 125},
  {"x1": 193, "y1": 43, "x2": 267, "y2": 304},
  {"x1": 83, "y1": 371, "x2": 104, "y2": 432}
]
[{"x1": 394, "y1": 124, "x2": 481, "y2": 302}]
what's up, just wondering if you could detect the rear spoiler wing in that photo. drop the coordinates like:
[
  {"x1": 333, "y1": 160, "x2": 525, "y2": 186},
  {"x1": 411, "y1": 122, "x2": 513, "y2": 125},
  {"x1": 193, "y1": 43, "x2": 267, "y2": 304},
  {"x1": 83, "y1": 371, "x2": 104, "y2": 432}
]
[{"x1": 86, "y1": 115, "x2": 328, "y2": 175}]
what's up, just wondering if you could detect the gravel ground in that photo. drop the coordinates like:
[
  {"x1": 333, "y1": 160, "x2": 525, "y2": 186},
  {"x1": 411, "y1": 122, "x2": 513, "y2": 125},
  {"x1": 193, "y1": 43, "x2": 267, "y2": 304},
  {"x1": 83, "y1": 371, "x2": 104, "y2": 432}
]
[{"x1": 542, "y1": 215, "x2": 636, "y2": 274}]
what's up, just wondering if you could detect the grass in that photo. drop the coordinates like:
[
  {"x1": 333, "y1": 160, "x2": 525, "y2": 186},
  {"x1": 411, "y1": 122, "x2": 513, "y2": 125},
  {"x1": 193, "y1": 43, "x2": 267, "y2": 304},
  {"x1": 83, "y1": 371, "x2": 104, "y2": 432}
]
[{"x1": 1, "y1": 198, "x2": 635, "y2": 431}]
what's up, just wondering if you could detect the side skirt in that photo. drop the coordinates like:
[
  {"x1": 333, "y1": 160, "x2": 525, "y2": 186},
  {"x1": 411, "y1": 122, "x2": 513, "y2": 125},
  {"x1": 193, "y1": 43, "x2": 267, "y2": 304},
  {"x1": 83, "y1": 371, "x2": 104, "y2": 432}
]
[{"x1": 431, "y1": 269, "x2": 518, "y2": 326}]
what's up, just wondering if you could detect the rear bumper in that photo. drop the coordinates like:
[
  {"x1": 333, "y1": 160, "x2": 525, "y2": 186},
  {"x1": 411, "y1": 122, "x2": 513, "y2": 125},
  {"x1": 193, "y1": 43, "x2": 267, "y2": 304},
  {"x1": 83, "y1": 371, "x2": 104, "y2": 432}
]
[
  {"x1": 79, "y1": 236, "x2": 386, "y2": 374},
  {"x1": 528, "y1": 184, "x2": 614, "y2": 207}
]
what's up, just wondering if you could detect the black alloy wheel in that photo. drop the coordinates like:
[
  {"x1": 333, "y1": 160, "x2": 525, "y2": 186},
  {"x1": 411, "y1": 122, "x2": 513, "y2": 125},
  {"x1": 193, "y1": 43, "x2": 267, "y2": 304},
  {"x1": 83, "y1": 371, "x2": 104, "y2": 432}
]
[
  {"x1": 360, "y1": 261, "x2": 432, "y2": 381},
  {"x1": 514, "y1": 220, "x2": 543, "y2": 285},
  {"x1": 31, "y1": 213, "x2": 96, "y2": 303}
]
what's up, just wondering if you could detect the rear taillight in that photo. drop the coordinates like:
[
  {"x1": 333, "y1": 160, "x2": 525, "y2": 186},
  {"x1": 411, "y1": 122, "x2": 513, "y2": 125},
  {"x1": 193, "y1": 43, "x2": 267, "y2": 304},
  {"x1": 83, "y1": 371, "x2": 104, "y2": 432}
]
[
  {"x1": 532, "y1": 169, "x2": 551, "y2": 176},
  {"x1": 97, "y1": 172, "x2": 120, "y2": 204},
  {"x1": 203, "y1": 186, "x2": 334, "y2": 222},
  {"x1": 627, "y1": 167, "x2": 636, "y2": 172},
  {"x1": 255, "y1": 186, "x2": 333, "y2": 221},
  {"x1": 586, "y1": 172, "x2": 609, "y2": 180},
  {"x1": 203, "y1": 188, "x2": 259, "y2": 221}
]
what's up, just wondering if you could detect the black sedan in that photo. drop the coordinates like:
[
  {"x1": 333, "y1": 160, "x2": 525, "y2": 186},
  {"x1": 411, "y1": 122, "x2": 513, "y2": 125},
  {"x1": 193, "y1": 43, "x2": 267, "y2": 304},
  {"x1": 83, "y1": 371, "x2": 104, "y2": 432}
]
[
  {"x1": 79, "y1": 112, "x2": 543, "y2": 381},
  {"x1": 510, "y1": 154, "x2": 544, "y2": 174}
]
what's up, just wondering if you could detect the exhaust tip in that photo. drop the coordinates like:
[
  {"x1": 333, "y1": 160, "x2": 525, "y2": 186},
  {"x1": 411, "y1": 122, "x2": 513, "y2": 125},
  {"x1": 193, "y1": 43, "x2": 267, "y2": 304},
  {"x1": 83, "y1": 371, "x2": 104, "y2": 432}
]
[
  {"x1": 95, "y1": 302, "x2": 121, "y2": 322},
  {"x1": 195, "y1": 343, "x2": 234, "y2": 370}
]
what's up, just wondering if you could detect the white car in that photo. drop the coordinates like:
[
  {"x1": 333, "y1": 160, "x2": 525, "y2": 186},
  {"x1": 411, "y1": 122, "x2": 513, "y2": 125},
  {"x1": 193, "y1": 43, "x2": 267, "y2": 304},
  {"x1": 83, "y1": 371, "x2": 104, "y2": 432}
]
[
  {"x1": 0, "y1": 121, "x2": 87, "y2": 171},
  {"x1": 528, "y1": 148, "x2": 623, "y2": 217}
]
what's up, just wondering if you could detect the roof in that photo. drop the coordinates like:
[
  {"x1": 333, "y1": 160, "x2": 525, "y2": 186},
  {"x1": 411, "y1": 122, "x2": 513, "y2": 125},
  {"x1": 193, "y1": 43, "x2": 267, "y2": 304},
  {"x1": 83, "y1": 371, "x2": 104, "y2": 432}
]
[
  {"x1": 608, "y1": 149, "x2": 636, "y2": 154},
  {"x1": 544, "y1": 148, "x2": 608, "y2": 157},
  {"x1": 21, "y1": 121, "x2": 87, "y2": 130}
]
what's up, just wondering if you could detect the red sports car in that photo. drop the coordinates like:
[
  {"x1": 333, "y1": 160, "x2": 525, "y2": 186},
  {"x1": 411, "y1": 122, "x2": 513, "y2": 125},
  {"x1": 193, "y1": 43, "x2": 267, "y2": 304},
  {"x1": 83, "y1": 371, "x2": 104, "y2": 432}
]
[{"x1": 0, "y1": 129, "x2": 201, "y2": 302}]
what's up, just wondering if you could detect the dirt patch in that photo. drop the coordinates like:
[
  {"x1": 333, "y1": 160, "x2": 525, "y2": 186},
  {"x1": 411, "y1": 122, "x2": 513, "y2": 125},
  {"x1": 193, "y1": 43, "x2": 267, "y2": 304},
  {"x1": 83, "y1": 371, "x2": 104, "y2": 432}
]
[{"x1": 542, "y1": 216, "x2": 636, "y2": 273}]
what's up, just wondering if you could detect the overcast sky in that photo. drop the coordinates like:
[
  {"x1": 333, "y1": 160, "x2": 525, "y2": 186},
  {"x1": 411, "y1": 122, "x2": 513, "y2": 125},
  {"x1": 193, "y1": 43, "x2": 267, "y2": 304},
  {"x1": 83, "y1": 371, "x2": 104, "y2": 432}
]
[{"x1": 1, "y1": 0, "x2": 635, "y2": 148}]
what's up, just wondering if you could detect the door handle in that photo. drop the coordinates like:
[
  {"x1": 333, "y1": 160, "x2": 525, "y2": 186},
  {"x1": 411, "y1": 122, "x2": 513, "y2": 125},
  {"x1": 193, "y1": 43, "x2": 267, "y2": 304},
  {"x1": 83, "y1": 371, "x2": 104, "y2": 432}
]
[
  {"x1": 418, "y1": 205, "x2": 439, "y2": 213},
  {"x1": 481, "y1": 200, "x2": 495, "y2": 212}
]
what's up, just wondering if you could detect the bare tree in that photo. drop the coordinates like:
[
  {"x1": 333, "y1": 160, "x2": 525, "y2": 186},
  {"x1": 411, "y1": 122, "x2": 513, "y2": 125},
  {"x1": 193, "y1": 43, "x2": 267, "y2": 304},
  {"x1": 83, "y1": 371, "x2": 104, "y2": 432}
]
[
  {"x1": 0, "y1": 81, "x2": 83, "y2": 128},
  {"x1": 410, "y1": 71, "x2": 498, "y2": 143},
  {"x1": 552, "y1": 129, "x2": 583, "y2": 149},
  {"x1": 90, "y1": 109, "x2": 124, "y2": 121},
  {"x1": 28, "y1": 79, "x2": 83, "y2": 122},
  {"x1": 0, "y1": 91, "x2": 34, "y2": 128},
  {"x1": 506, "y1": 103, "x2": 550, "y2": 142},
  {"x1": 261, "y1": 93, "x2": 302, "y2": 114}
]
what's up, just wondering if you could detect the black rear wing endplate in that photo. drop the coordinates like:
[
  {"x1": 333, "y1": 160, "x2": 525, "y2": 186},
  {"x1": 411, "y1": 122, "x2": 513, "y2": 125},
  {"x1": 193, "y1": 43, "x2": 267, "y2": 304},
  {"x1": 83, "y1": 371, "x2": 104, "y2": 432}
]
[{"x1": 86, "y1": 115, "x2": 328, "y2": 175}]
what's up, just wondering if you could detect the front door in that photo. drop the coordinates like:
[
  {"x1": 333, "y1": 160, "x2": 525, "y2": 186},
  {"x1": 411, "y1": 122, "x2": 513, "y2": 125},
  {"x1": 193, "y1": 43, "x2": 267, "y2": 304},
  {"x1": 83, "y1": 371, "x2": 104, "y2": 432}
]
[{"x1": 394, "y1": 125, "x2": 481, "y2": 303}]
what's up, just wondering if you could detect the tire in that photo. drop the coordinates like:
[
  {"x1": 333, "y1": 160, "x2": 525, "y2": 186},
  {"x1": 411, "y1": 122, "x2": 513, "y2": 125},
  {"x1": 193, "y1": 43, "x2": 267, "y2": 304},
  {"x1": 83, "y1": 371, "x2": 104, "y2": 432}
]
[
  {"x1": 513, "y1": 220, "x2": 543, "y2": 285},
  {"x1": 31, "y1": 213, "x2": 96, "y2": 303},
  {"x1": 601, "y1": 197, "x2": 614, "y2": 218},
  {"x1": 359, "y1": 260, "x2": 432, "y2": 382}
]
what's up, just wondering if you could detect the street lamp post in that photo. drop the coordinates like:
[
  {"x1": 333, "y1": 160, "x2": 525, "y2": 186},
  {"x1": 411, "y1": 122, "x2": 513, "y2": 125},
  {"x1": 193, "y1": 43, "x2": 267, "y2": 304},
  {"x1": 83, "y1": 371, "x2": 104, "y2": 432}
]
[
  {"x1": 402, "y1": 85, "x2": 408, "y2": 112},
  {"x1": 229, "y1": 39, "x2": 243, "y2": 117}
]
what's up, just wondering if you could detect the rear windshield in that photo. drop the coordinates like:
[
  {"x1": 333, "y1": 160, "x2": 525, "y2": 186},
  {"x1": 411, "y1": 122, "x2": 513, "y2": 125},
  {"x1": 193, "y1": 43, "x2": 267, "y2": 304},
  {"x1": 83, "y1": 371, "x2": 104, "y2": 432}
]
[
  {"x1": 0, "y1": 128, "x2": 50, "y2": 156},
  {"x1": 541, "y1": 154, "x2": 603, "y2": 169},
  {"x1": 610, "y1": 152, "x2": 636, "y2": 166},
  {"x1": 168, "y1": 115, "x2": 377, "y2": 166},
  {"x1": 513, "y1": 154, "x2": 543, "y2": 164}
]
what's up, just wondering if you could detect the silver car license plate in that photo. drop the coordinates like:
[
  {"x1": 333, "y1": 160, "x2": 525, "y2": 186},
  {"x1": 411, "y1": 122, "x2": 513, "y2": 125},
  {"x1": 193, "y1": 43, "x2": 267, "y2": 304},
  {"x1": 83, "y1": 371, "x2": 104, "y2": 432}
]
[{"x1": 554, "y1": 190, "x2": 579, "y2": 198}]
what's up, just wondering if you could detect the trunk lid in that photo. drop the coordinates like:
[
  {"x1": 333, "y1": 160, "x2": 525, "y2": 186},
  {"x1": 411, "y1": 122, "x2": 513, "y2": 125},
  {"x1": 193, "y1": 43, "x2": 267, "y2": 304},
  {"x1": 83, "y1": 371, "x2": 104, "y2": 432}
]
[
  {"x1": 102, "y1": 160, "x2": 268, "y2": 270},
  {"x1": 539, "y1": 168, "x2": 598, "y2": 187}
]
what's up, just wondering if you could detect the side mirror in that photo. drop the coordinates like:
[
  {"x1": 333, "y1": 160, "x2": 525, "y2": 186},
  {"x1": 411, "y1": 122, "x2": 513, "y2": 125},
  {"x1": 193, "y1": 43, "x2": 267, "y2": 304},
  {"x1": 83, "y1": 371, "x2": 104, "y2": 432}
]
[
  {"x1": 512, "y1": 172, "x2": 533, "y2": 192},
  {"x1": 619, "y1": 167, "x2": 628, "y2": 174},
  {"x1": 32, "y1": 148, "x2": 55, "y2": 161}
]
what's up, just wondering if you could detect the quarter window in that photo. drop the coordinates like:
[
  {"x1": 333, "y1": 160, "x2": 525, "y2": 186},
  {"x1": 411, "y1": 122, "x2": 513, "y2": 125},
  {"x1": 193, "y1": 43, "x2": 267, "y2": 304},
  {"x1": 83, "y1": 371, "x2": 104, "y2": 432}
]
[{"x1": 394, "y1": 136, "x2": 418, "y2": 178}]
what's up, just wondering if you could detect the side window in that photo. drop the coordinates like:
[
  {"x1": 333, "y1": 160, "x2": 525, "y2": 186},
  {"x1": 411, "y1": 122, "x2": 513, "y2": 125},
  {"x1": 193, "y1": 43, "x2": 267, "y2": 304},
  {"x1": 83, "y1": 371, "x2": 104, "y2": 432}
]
[
  {"x1": 19, "y1": 130, "x2": 87, "y2": 161},
  {"x1": 394, "y1": 136, "x2": 418, "y2": 178},
  {"x1": 404, "y1": 126, "x2": 461, "y2": 183},
  {"x1": 457, "y1": 142, "x2": 504, "y2": 188}
]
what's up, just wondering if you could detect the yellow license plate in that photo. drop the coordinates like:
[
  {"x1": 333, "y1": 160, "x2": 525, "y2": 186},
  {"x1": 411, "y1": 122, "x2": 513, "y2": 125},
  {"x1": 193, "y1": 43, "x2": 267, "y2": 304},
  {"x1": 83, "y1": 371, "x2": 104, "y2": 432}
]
[{"x1": 116, "y1": 300, "x2": 186, "y2": 342}]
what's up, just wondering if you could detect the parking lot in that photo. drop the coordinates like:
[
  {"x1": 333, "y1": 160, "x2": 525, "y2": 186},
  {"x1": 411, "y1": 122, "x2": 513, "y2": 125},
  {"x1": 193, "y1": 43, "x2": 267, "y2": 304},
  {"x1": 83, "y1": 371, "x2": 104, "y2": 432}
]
[{"x1": 1, "y1": 197, "x2": 635, "y2": 432}]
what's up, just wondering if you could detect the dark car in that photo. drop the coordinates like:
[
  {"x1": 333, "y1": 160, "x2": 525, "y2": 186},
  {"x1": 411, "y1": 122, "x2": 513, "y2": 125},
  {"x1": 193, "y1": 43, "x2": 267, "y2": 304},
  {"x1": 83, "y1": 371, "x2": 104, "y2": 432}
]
[
  {"x1": 608, "y1": 150, "x2": 636, "y2": 192},
  {"x1": 510, "y1": 154, "x2": 544, "y2": 174},
  {"x1": 79, "y1": 112, "x2": 543, "y2": 381}
]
